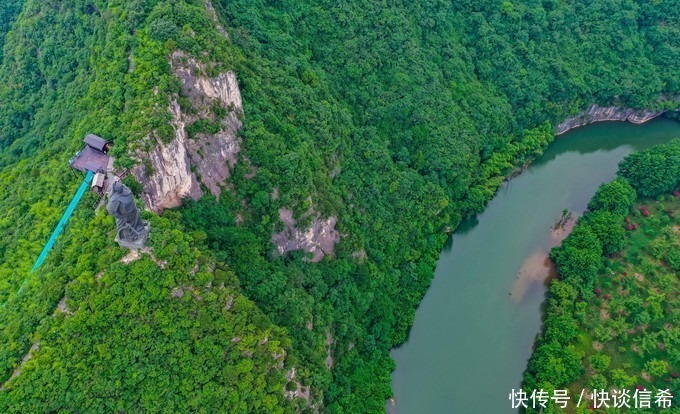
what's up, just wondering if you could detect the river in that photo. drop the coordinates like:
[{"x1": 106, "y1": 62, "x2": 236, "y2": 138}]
[{"x1": 390, "y1": 118, "x2": 680, "y2": 413}]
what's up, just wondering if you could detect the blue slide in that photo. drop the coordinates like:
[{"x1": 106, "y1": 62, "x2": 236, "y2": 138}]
[
  {"x1": 32, "y1": 170, "x2": 94, "y2": 271},
  {"x1": 2, "y1": 170, "x2": 94, "y2": 308}
]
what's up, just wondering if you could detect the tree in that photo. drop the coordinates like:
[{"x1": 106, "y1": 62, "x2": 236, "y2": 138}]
[
  {"x1": 618, "y1": 140, "x2": 680, "y2": 198},
  {"x1": 610, "y1": 369, "x2": 636, "y2": 388},
  {"x1": 583, "y1": 210, "x2": 627, "y2": 255},
  {"x1": 589, "y1": 353, "x2": 611, "y2": 371},
  {"x1": 645, "y1": 359, "x2": 669, "y2": 378},
  {"x1": 551, "y1": 224, "x2": 603, "y2": 291},
  {"x1": 588, "y1": 178, "x2": 637, "y2": 215}
]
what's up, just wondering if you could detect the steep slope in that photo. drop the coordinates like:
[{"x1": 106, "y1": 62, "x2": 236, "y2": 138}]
[
  {"x1": 0, "y1": 0, "x2": 24, "y2": 63},
  {"x1": 191, "y1": 1, "x2": 679, "y2": 412},
  {"x1": 0, "y1": 213, "x2": 295, "y2": 413},
  {"x1": 0, "y1": 1, "x2": 300, "y2": 412},
  {"x1": 0, "y1": 0, "x2": 678, "y2": 413}
]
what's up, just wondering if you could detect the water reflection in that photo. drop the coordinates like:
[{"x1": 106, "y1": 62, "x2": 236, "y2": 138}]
[{"x1": 391, "y1": 118, "x2": 680, "y2": 414}]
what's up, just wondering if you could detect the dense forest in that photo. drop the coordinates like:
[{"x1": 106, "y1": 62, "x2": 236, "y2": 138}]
[
  {"x1": 0, "y1": 1, "x2": 302, "y2": 412},
  {"x1": 0, "y1": 0, "x2": 678, "y2": 412},
  {"x1": 523, "y1": 140, "x2": 680, "y2": 413}
]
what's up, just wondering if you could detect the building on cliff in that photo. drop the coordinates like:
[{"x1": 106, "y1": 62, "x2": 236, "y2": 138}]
[{"x1": 69, "y1": 134, "x2": 111, "y2": 174}]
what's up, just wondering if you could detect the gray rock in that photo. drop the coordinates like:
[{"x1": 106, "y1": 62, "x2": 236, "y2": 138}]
[
  {"x1": 133, "y1": 51, "x2": 243, "y2": 212},
  {"x1": 556, "y1": 105, "x2": 665, "y2": 135},
  {"x1": 272, "y1": 208, "x2": 339, "y2": 262}
]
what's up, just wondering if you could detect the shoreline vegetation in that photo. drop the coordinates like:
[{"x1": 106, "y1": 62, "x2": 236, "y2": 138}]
[
  {"x1": 508, "y1": 105, "x2": 673, "y2": 181},
  {"x1": 522, "y1": 139, "x2": 680, "y2": 413}
]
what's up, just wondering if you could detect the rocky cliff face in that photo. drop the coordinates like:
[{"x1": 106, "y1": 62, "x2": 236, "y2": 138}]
[
  {"x1": 133, "y1": 51, "x2": 243, "y2": 212},
  {"x1": 272, "y1": 208, "x2": 339, "y2": 262},
  {"x1": 556, "y1": 105, "x2": 664, "y2": 135}
]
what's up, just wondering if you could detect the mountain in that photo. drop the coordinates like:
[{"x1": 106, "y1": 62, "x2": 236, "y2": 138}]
[{"x1": 0, "y1": 0, "x2": 678, "y2": 412}]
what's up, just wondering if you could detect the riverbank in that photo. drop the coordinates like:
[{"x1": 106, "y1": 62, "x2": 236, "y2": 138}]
[
  {"x1": 522, "y1": 140, "x2": 680, "y2": 412},
  {"x1": 390, "y1": 119, "x2": 680, "y2": 414}
]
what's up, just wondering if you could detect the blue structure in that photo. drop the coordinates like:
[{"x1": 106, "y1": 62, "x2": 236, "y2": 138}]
[
  {"x1": 2, "y1": 170, "x2": 95, "y2": 308},
  {"x1": 3, "y1": 134, "x2": 111, "y2": 308},
  {"x1": 31, "y1": 170, "x2": 94, "y2": 271}
]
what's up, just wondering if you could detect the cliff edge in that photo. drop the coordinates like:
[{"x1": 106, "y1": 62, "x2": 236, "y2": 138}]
[
  {"x1": 556, "y1": 105, "x2": 664, "y2": 135},
  {"x1": 133, "y1": 51, "x2": 243, "y2": 212}
]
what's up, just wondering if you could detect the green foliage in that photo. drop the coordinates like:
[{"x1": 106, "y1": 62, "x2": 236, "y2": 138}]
[
  {"x1": 527, "y1": 341, "x2": 584, "y2": 388},
  {"x1": 667, "y1": 249, "x2": 680, "y2": 273},
  {"x1": 589, "y1": 353, "x2": 611, "y2": 372},
  {"x1": 583, "y1": 210, "x2": 627, "y2": 256},
  {"x1": 0, "y1": 215, "x2": 295, "y2": 413},
  {"x1": 610, "y1": 368, "x2": 636, "y2": 389},
  {"x1": 645, "y1": 359, "x2": 669, "y2": 378},
  {"x1": 0, "y1": 1, "x2": 297, "y2": 412},
  {"x1": 588, "y1": 178, "x2": 638, "y2": 216},
  {"x1": 0, "y1": 0, "x2": 24, "y2": 63},
  {"x1": 618, "y1": 139, "x2": 680, "y2": 198},
  {"x1": 550, "y1": 224, "x2": 603, "y2": 292},
  {"x1": 197, "y1": 0, "x2": 679, "y2": 409},
  {"x1": 586, "y1": 373, "x2": 607, "y2": 390},
  {"x1": 524, "y1": 147, "x2": 680, "y2": 412},
  {"x1": 0, "y1": 0, "x2": 678, "y2": 411},
  {"x1": 122, "y1": 175, "x2": 143, "y2": 197},
  {"x1": 149, "y1": 17, "x2": 179, "y2": 42}
]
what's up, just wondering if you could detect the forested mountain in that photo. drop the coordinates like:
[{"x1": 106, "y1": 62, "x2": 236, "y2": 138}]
[{"x1": 0, "y1": 0, "x2": 677, "y2": 412}]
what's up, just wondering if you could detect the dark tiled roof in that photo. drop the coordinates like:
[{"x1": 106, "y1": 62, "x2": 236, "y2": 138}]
[
  {"x1": 69, "y1": 145, "x2": 109, "y2": 173},
  {"x1": 84, "y1": 134, "x2": 109, "y2": 152}
]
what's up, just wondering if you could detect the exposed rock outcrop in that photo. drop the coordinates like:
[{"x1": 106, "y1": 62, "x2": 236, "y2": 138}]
[
  {"x1": 133, "y1": 51, "x2": 243, "y2": 212},
  {"x1": 324, "y1": 331, "x2": 334, "y2": 370},
  {"x1": 1, "y1": 341, "x2": 39, "y2": 390},
  {"x1": 284, "y1": 367, "x2": 311, "y2": 402},
  {"x1": 556, "y1": 105, "x2": 664, "y2": 135},
  {"x1": 272, "y1": 208, "x2": 339, "y2": 262},
  {"x1": 205, "y1": 0, "x2": 228, "y2": 38}
]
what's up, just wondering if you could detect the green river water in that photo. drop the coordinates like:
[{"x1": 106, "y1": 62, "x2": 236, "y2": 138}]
[{"x1": 390, "y1": 118, "x2": 680, "y2": 414}]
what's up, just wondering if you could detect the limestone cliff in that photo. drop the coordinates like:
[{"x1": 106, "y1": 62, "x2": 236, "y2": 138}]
[
  {"x1": 272, "y1": 208, "x2": 339, "y2": 262},
  {"x1": 556, "y1": 105, "x2": 664, "y2": 135},
  {"x1": 133, "y1": 51, "x2": 243, "y2": 212}
]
